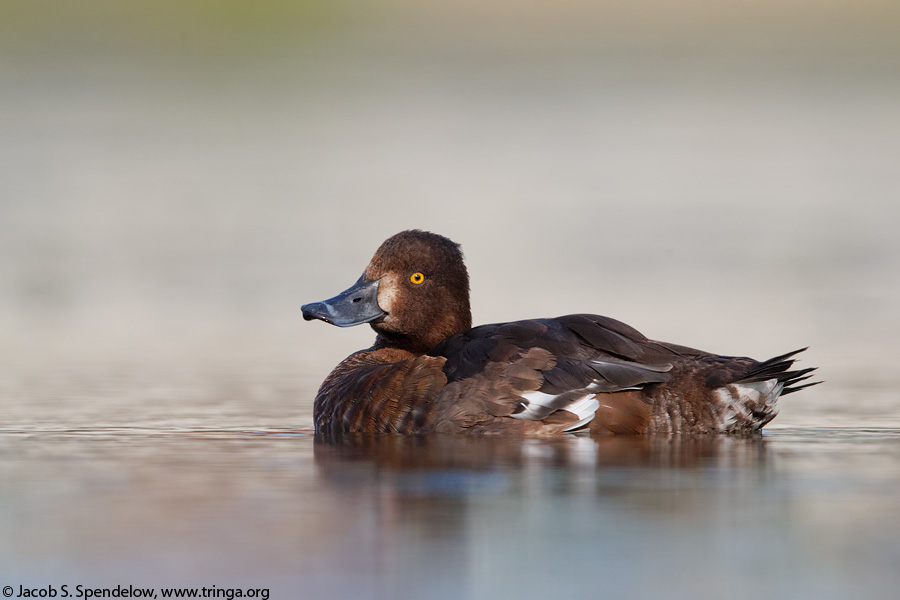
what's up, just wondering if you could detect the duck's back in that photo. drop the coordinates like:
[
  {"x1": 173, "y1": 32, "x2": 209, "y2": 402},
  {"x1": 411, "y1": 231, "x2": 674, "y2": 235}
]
[{"x1": 313, "y1": 313, "x2": 815, "y2": 437}]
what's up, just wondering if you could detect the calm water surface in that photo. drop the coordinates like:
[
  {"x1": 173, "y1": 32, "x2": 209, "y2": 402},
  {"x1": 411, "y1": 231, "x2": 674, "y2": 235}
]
[{"x1": 2, "y1": 409, "x2": 900, "y2": 599}]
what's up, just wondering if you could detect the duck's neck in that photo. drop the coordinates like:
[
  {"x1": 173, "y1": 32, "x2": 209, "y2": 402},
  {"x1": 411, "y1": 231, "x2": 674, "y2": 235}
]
[
  {"x1": 372, "y1": 332, "x2": 423, "y2": 354},
  {"x1": 372, "y1": 304, "x2": 472, "y2": 355}
]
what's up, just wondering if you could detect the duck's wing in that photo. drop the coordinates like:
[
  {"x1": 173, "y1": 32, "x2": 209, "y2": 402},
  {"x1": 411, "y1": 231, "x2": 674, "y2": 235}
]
[
  {"x1": 314, "y1": 349, "x2": 448, "y2": 436},
  {"x1": 429, "y1": 314, "x2": 701, "y2": 434},
  {"x1": 432, "y1": 314, "x2": 818, "y2": 435}
]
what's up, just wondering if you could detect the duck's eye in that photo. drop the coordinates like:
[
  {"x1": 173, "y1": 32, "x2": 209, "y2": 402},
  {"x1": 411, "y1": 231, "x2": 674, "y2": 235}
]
[{"x1": 410, "y1": 272, "x2": 425, "y2": 285}]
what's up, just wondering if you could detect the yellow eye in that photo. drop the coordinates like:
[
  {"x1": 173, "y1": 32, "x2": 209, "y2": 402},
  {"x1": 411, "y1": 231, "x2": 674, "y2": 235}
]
[{"x1": 410, "y1": 272, "x2": 425, "y2": 285}]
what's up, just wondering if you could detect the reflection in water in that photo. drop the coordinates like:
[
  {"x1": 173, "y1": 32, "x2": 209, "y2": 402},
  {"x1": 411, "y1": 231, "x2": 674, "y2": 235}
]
[
  {"x1": 314, "y1": 431, "x2": 771, "y2": 476},
  {"x1": 312, "y1": 433, "x2": 778, "y2": 534},
  {"x1": 310, "y1": 431, "x2": 900, "y2": 600},
  {"x1": 1, "y1": 428, "x2": 899, "y2": 600}
]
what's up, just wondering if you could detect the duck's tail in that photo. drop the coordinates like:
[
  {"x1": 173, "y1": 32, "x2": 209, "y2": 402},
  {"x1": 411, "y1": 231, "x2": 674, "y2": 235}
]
[
  {"x1": 716, "y1": 348, "x2": 820, "y2": 433},
  {"x1": 736, "y1": 347, "x2": 821, "y2": 395}
]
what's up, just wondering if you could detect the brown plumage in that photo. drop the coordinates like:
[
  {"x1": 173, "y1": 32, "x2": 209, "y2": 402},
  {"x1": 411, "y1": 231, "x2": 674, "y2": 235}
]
[{"x1": 302, "y1": 230, "x2": 818, "y2": 437}]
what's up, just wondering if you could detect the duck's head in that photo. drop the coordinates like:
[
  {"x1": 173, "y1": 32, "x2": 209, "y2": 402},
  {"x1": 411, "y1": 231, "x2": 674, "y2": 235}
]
[{"x1": 302, "y1": 230, "x2": 472, "y2": 354}]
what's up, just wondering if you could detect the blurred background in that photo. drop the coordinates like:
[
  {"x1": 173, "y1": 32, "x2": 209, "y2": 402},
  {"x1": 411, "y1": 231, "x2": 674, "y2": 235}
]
[{"x1": 1, "y1": 0, "x2": 898, "y2": 427}]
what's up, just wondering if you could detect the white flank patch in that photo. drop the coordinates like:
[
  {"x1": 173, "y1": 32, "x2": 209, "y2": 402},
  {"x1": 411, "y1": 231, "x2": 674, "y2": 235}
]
[
  {"x1": 561, "y1": 396, "x2": 601, "y2": 432},
  {"x1": 511, "y1": 390, "x2": 600, "y2": 432},
  {"x1": 512, "y1": 390, "x2": 566, "y2": 421}
]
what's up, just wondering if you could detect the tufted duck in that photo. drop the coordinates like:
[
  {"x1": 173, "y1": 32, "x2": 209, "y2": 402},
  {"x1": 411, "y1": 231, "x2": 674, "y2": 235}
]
[{"x1": 302, "y1": 230, "x2": 818, "y2": 436}]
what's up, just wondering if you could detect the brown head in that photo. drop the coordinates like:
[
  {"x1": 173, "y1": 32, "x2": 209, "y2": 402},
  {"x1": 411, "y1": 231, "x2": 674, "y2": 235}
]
[{"x1": 302, "y1": 230, "x2": 472, "y2": 354}]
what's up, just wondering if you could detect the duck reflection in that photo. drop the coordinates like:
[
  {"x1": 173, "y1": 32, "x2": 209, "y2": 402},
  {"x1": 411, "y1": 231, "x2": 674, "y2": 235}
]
[
  {"x1": 314, "y1": 431, "x2": 770, "y2": 465},
  {"x1": 310, "y1": 432, "x2": 775, "y2": 596},
  {"x1": 313, "y1": 432, "x2": 772, "y2": 498}
]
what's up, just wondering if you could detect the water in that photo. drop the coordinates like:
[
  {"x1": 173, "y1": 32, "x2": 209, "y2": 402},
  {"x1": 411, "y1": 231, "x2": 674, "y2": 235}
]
[
  {"x1": 2, "y1": 427, "x2": 900, "y2": 599},
  {"x1": 3, "y1": 2, "x2": 900, "y2": 598}
]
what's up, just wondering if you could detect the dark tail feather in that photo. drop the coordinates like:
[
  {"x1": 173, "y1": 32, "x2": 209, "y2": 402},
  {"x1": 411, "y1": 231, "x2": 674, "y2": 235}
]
[
  {"x1": 763, "y1": 347, "x2": 809, "y2": 364},
  {"x1": 782, "y1": 379, "x2": 823, "y2": 395},
  {"x1": 737, "y1": 348, "x2": 821, "y2": 394}
]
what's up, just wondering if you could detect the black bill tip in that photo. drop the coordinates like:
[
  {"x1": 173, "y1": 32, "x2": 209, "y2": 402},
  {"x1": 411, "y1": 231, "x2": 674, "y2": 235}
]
[{"x1": 301, "y1": 276, "x2": 386, "y2": 327}]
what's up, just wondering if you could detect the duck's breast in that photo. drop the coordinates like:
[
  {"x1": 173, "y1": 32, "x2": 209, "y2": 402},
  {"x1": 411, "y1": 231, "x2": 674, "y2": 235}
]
[{"x1": 314, "y1": 348, "x2": 448, "y2": 435}]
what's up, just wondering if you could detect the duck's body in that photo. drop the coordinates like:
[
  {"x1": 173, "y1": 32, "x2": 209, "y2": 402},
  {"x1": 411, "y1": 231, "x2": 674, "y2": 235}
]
[{"x1": 302, "y1": 230, "x2": 817, "y2": 437}]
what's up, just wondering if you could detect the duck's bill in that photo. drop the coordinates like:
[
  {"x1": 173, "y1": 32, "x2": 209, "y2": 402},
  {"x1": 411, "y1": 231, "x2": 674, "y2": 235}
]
[{"x1": 301, "y1": 276, "x2": 386, "y2": 327}]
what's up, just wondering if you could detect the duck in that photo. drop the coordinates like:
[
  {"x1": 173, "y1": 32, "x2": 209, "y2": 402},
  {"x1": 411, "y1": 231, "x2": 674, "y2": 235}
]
[{"x1": 301, "y1": 230, "x2": 818, "y2": 437}]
